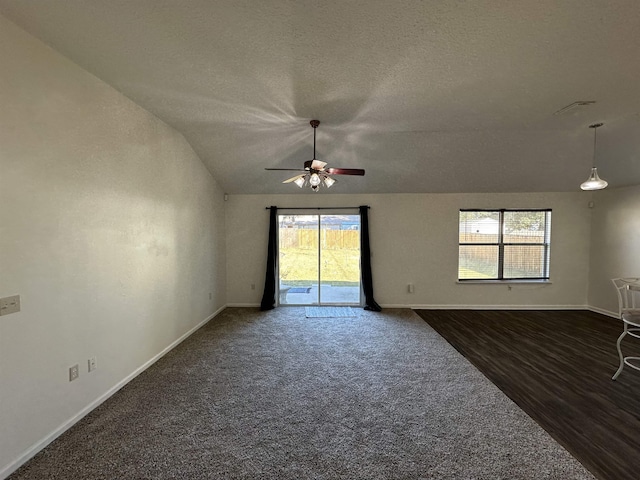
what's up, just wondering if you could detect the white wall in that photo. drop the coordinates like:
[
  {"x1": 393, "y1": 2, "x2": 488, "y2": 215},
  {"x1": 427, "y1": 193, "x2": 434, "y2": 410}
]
[
  {"x1": 587, "y1": 185, "x2": 640, "y2": 315},
  {"x1": 0, "y1": 16, "x2": 226, "y2": 476},
  {"x1": 226, "y1": 192, "x2": 591, "y2": 308}
]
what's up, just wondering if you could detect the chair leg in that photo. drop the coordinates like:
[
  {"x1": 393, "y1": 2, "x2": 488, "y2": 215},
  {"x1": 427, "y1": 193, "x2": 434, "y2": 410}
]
[{"x1": 612, "y1": 330, "x2": 627, "y2": 380}]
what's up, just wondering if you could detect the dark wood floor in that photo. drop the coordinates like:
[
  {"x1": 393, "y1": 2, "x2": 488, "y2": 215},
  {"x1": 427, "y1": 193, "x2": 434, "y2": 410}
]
[{"x1": 415, "y1": 309, "x2": 640, "y2": 480}]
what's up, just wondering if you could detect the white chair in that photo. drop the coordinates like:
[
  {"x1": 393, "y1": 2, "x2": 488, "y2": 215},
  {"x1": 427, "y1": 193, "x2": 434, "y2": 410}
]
[{"x1": 611, "y1": 278, "x2": 640, "y2": 380}]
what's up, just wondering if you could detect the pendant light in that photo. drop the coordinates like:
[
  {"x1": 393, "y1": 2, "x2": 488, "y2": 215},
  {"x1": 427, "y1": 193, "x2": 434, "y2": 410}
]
[{"x1": 580, "y1": 123, "x2": 608, "y2": 191}]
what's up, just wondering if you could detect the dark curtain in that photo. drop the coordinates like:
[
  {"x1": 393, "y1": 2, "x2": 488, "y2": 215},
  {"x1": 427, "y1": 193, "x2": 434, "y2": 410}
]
[
  {"x1": 359, "y1": 206, "x2": 382, "y2": 311},
  {"x1": 260, "y1": 206, "x2": 278, "y2": 310}
]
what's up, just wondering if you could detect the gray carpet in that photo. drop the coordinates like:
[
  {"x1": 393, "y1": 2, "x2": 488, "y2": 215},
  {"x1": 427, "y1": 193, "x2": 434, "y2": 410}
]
[
  {"x1": 10, "y1": 308, "x2": 595, "y2": 479},
  {"x1": 305, "y1": 306, "x2": 355, "y2": 317}
]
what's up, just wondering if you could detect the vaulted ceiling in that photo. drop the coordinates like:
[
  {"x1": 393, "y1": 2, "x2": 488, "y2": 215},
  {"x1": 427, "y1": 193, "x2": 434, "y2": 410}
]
[{"x1": 1, "y1": 0, "x2": 639, "y2": 194}]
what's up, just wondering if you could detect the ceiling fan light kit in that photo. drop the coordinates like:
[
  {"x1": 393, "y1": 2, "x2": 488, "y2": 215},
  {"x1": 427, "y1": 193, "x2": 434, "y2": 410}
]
[
  {"x1": 265, "y1": 120, "x2": 365, "y2": 192},
  {"x1": 291, "y1": 171, "x2": 335, "y2": 191},
  {"x1": 580, "y1": 123, "x2": 608, "y2": 191}
]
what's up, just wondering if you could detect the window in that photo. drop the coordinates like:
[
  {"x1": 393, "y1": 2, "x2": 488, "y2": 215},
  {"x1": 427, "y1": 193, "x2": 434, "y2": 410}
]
[{"x1": 458, "y1": 209, "x2": 551, "y2": 281}]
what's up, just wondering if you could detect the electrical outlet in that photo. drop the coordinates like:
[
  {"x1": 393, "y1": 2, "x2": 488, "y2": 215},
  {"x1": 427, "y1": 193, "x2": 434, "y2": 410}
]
[
  {"x1": 88, "y1": 357, "x2": 97, "y2": 372},
  {"x1": 69, "y1": 364, "x2": 79, "y2": 382},
  {"x1": 251, "y1": 283, "x2": 256, "y2": 290},
  {"x1": 0, "y1": 295, "x2": 20, "y2": 316}
]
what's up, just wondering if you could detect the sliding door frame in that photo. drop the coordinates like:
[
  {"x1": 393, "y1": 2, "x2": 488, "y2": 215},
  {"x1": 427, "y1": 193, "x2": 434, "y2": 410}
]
[{"x1": 277, "y1": 209, "x2": 362, "y2": 307}]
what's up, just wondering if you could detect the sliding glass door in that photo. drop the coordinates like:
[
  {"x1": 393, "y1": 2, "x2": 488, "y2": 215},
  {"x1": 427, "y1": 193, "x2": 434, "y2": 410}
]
[
  {"x1": 279, "y1": 214, "x2": 319, "y2": 305},
  {"x1": 278, "y1": 213, "x2": 361, "y2": 306}
]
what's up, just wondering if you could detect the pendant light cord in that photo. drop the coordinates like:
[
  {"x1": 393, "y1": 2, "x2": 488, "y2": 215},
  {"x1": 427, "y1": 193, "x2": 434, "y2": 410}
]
[
  {"x1": 589, "y1": 122, "x2": 603, "y2": 168},
  {"x1": 593, "y1": 125, "x2": 597, "y2": 168}
]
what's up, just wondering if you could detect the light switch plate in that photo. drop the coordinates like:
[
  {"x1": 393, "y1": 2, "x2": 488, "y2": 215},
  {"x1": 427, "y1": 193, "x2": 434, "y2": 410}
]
[{"x1": 0, "y1": 295, "x2": 20, "y2": 316}]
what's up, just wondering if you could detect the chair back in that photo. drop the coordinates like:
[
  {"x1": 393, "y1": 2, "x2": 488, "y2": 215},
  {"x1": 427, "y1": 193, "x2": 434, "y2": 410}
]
[{"x1": 612, "y1": 278, "x2": 640, "y2": 318}]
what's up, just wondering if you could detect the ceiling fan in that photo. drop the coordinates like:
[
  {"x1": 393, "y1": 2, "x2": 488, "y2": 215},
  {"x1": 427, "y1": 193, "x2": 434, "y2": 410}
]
[{"x1": 265, "y1": 120, "x2": 365, "y2": 191}]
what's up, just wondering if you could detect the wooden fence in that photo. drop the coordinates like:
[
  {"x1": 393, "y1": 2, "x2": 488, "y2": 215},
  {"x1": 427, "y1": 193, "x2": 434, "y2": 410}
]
[
  {"x1": 279, "y1": 229, "x2": 360, "y2": 250},
  {"x1": 459, "y1": 233, "x2": 545, "y2": 244},
  {"x1": 459, "y1": 233, "x2": 547, "y2": 275}
]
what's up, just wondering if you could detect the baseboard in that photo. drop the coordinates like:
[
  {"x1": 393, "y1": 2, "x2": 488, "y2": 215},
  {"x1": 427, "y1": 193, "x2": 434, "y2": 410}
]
[
  {"x1": 392, "y1": 304, "x2": 590, "y2": 310},
  {"x1": 405, "y1": 304, "x2": 621, "y2": 321},
  {"x1": 225, "y1": 304, "x2": 618, "y2": 317},
  {"x1": 587, "y1": 306, "x2": 618, "y2": 319},
  {"x1": 1, "y1": 305, "x2": 227, "y2": 480},
  {"x1": 226, "y1": 303, "x2": 592, "y2": 311}
]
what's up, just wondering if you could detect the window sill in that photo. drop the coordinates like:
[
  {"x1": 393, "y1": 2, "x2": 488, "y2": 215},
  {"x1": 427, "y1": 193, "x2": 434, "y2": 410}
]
[{"x1": 456, "y1": 280, "x2": 552, "y2": 285}]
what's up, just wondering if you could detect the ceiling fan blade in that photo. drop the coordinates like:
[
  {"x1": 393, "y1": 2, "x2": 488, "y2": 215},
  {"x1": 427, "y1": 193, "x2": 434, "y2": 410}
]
[
  {"x1": 282, "y1": 174, "x2": 306, "y2": 184},
  {"x1": 311, "y1": 160, "x2": 327, "y2": 171},
  {"x1": 325, "y1": 168, "x2": 365, "y2": 176},
  {"x1": 265, "y1": 168, "x2": 306, "y2": 171}
]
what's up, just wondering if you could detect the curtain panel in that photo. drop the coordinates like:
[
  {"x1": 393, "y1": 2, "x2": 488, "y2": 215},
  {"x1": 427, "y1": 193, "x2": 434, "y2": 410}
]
[
  {"x1": 260, "y1": 206, "x2": 278, "y2": 310},
  {"x1": 359, "y1": 206, "x2": 381, "y2": 311}
]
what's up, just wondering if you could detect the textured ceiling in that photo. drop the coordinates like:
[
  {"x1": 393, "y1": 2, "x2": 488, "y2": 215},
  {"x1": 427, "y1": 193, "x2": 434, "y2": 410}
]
[{"x1": 2, "y1": 0, "x2": 640, "y2": 194}]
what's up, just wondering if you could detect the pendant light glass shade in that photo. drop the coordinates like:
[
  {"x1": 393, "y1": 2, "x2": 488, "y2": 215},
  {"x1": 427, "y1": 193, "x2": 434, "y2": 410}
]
[
  {"x1": 580, "y1": 167, "x2": 608, "y2": 191},
  {"x1": 580, "y1": 123, "x2": 607, "y2": 191},
  {"x1": 293, "y1": 176, "x2": 306, "y2": 188}
]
